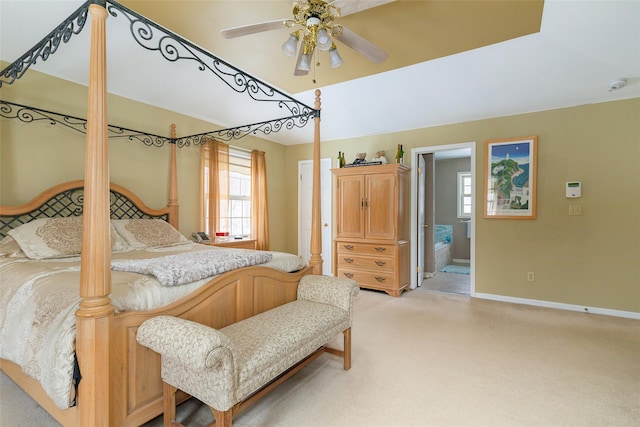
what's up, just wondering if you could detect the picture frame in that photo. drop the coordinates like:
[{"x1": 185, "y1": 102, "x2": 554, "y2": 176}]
[{"x1": 484, "y1": 136, "x2": 537, "y2": 219}]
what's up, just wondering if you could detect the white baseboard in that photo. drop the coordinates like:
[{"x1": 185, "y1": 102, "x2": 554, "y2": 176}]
[
  {"x1": 474, "y1": 293, "x2": 640, "y2": 320},
  {"x1": 452, "y1": 258, "x2": 470, "y2": 264}
]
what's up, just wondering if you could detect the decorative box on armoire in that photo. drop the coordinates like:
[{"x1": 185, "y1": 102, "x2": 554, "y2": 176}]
[{"x1": 332, "y1": 163, "x2": 410, "y2": 297}]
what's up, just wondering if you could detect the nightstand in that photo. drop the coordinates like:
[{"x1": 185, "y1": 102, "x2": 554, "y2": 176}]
[{"x1": 202, "y1": 238, "x2": 257, "y2": 250}]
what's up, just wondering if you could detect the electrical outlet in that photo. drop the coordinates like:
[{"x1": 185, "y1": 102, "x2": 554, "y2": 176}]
[
  {"x1": 527, "y1": 272, "x2": 535, "y2": 282},
  {"x1": 569, "y1": 205, "x2": 582, "y2": 215}
]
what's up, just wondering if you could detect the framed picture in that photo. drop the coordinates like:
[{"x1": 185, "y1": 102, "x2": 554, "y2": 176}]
[{"x1": 484, "y1": 136, "x2": 537, "y2": 219}]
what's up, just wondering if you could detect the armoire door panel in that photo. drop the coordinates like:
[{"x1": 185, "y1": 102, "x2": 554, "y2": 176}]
[
  {"x1": 365, "y1": 173, "x2": 397, "y2": 240},
  {"x1": 336, "y1": 175, "x2": 364, "y2": 239}
]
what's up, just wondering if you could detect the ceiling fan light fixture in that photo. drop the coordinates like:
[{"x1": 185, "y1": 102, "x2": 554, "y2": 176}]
[
  {"x1": 316, "y1": 27, "x2": 332, "y2": 51},
  {"x1": 222, "y1": 0, "x2": 391, "y2": 77},
  {"x1": 281, "y1": 33, "x2": 299, "y2": 57},
  {"x1": 329, "y1": 45, "x2": 344, "y2": 68}
]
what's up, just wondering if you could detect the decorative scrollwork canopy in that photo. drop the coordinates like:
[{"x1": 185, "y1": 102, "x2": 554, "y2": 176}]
[{"x1": 0, "y1": 0, "x2": 317, "y2": 144}]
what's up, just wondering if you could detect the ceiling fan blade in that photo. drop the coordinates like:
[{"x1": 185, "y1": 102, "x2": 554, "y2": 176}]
[
  {"x1": 334, "y1": 26, "x2": 388, "y2": 63},
  {"x1": 221, "y1": 19, "x2": 286, "y2": 39},
  {"x1": 330, "y1": 0, "x2": 395, "y2": 17}
]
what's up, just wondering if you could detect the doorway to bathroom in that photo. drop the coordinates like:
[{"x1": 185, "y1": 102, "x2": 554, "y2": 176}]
[{"x1": 410, "y1": 142, "x2": 475, "y2": 295}]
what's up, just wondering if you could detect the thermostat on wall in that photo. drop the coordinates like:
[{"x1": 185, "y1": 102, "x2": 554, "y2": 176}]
[{"x1": 566, "y1": 181, "x2": 581, "y2": 198}]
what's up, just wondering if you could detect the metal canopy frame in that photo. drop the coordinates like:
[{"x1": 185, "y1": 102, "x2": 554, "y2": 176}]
[{"x1": 0, "y1": 0, "x2": 317, "y2": 145}]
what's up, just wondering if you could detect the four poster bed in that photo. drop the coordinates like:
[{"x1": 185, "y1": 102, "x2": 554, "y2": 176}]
[{"x1": 0, "y1": 1, "x2": 325, "y2": 425}]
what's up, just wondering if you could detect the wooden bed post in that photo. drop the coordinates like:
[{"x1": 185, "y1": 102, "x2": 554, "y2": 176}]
[
  {"x1": 309, "y1": 89, "x2": 323, "y2": 275},
  {"x1": 168, "y1": 123, "x2": 179, "y2": 229},
  {"x1": 76, "y1": 3, "x2": 114, "y2": 426}
]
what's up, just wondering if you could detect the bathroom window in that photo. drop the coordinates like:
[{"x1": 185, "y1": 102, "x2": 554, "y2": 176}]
[{"x1": 457, "y1": 171, "x2": 472, "y2": 218}]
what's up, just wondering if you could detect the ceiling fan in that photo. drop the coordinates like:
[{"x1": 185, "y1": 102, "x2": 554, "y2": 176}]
[{"x1": 221, "y1": 0, "x2": 394, "y2": 76}]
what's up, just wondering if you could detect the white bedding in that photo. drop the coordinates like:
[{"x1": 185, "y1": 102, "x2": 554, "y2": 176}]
[{"x1": 0, "y1": 242, "x2": 306, "y2": 409}]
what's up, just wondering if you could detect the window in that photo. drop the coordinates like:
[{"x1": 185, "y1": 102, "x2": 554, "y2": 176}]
[
  {"x1": 457, "y1": 171, "x2": 472, "y2": 218},
  {"x1": 224, "y1": 149, "x2": 251, "y2": 237},
  {"x1": 201, "y1": 142, "x2": 269, "y2": 249}
]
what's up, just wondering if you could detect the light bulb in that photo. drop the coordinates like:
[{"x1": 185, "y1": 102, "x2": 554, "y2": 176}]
[
  {"x1": 299, "y1": 53, "x2": 311, "y2": 71},
  {"x1": 317, "y1": 28, "x2": 332, "y2": 52},
  {"x1": 329, "y1": 46, "x2": 343, "y2": 68},
  {"x1": 281, "y1": 33, "x2": 299, "y2": 57}
]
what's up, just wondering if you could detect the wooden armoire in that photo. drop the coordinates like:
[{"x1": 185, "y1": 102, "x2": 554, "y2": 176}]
[{"x1": 332, "y1": 163, "x2": 410, "y2": 296}]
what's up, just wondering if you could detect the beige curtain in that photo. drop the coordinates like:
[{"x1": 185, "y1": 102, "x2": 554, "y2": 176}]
[
  {"x1": 251, "y1": 150, "x2": 269, "y2": 250},
  {"x1": 200, "y1": 139, "x2": 229, "y2": 236}
]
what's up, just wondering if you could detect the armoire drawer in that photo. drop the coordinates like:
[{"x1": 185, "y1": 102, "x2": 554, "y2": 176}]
[
  {"x1": 336, "y1": 268, "x2": 395, "y2": 289},
  {"x1": 336, "y1": 254, "x2": 394, "y2": 272},
  {"x1": 335, "y1": 242, "x2": 397, "y2": 257}
]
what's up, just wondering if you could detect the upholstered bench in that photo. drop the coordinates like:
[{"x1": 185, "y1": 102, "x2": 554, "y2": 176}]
[{"x1": 137, "y1": 275, "x2": 359, "y2": 427}]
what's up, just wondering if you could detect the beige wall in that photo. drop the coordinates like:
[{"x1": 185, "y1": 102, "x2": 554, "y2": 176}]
[
  {"x1": 2, "y1": 66, "x2": 638, "y2": 313},
  {"x1": 287, "y1": 98, "x2": 640, "y2": 314}
]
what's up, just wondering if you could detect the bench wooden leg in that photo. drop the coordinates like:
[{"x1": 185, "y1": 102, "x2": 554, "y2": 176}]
[
  {"x1": 343, "y1": 327, "x2": 351, "y2": 370},
  {"x1": 324, "y1": 328, "x2": 352, "y2": 370},
  {"x1": 163, "y1": 382, "x2": 184, "y2": 427},
  {"x1": 212, "y1": 408, "x2": 233, "y2": 427}
]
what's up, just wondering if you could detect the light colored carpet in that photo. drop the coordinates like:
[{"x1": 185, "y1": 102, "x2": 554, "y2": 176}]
[{"x1": 1, "y1": 288, "x2": 639, "y2": 426}]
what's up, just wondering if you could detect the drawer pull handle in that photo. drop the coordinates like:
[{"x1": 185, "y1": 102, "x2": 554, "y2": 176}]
[
  {"x1": 375, "y1": 276, "x2": 386, "y2": 282},
  {"x1": 374, "y1": 261, "x2": 386, "y2": 266},
  {"x1": 343, "y1": 245, "x2": 354, "y2": 250},
  {"x1": 344, "y1": 258, "x2": 354, "y2": 263},
  {"x1": 374, "y1": 247, "x2": 386, "y2": 252},
  {"x1": 343, "y1": 272, "x2": 354, "y2": 278}
]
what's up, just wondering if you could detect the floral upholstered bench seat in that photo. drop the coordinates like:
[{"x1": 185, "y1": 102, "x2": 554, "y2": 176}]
[{"x1": 137, "y1": 275, "x2": 359, "y2": 427}]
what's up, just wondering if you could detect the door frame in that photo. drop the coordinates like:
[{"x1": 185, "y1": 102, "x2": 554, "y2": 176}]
[
  {"x1": 409, "y1": 142, "x2": 476, "y2": 294},
  {"x1": 416, "y1": 153, "x2": 426, "y2": 288}
]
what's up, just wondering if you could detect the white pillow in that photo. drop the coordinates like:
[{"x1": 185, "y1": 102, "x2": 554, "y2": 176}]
[
  {"x1": 110, "y1": 219, "x2": 190, "y2": 249},
  {"x1": 7, "y1": 217, "x2": 130, "y2": 260}
]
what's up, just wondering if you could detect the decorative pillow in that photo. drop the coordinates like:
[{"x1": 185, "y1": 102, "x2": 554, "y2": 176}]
[
  {"x1": 110, "y1": 219, "x2": 190, "y2": 249},
  {"x1": 7, "y1": 217, "x2": 131, "y2": 260},
  {"x1": 0, "y1": 236, "x2": 26, "y2": 258}
]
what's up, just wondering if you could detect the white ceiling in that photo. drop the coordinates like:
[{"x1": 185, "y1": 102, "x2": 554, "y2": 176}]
[{"x1": 1, "y1": 0, "x2": 639, "y2": 146}]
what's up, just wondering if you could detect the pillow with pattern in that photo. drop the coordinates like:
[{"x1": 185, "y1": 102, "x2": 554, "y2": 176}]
[
  {"x1": 7, "y1": 217, "x2": 130, "y2": 260},
  {"x1": 111, "y1": 219, "x2": 190, "y2": 249}
]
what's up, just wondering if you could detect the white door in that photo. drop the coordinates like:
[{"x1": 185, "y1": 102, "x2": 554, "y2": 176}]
[
  {"x1": 298, "y1": 158, "x2": 332, "y2": 275},
  {"x1": 417, "y1": 153, "x2": 426, "y2": 287}
]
